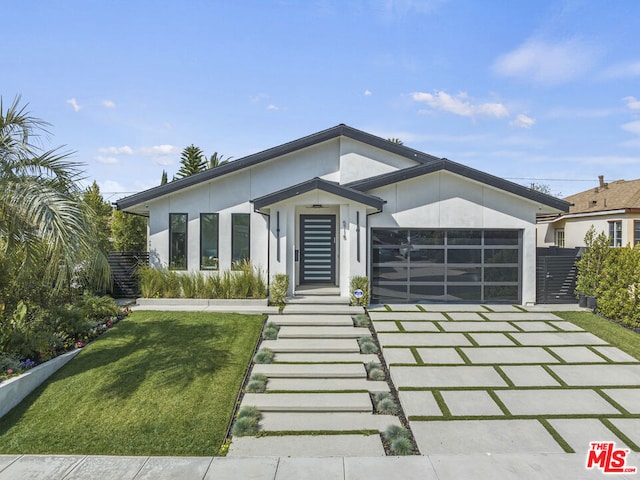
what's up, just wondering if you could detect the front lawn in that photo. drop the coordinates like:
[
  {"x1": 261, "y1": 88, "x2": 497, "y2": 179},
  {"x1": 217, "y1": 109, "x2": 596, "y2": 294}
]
[
  {"x1": 556, "y1": 311, "x2": 640, "y2": 360},
  {"x1": 0, "y1": 311, "x2": 263, "y2": 456}
]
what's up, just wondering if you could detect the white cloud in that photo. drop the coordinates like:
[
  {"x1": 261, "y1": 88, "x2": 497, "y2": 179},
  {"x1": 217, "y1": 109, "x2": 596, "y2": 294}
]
[
  {"x1": 96, "y1": 156, "x2": 119, "y2": 165},
  {"x1": 411, "y1": 90, "x2": 509, "y2": 118},
  {"x1": 99, "y1": 146, "x2": 134, "y2": 155},
  {"x1": 621, "y1": 120, "x2": 640, "y2": 136},
  {"x1": 493, "y1": 37, "x2": 597, "y2": 86},
  {"x1": 510, "y1": 113, "x2": 535, "y2": 129},
  {"x1": 66, "y1": 98, "x2": 82, "y2": 112},
  {"x1": 624, "y1": 96, "x2": 640, "y2": 110},
  {"x1": 603, "y1": 61, "x2": 640, "y2": 79},
  {"x1": 139, "y1": 145, "x2": 181, "y2": 156},
  {"x1": 364, "y1": 89, "x2": 373, "y2": 96},
  {"x1": 267, "y1": 104, "x2": 279, "y2": 110},
  {"x1": 102, "y1": 100, "x2": 116, "y2": 108}
]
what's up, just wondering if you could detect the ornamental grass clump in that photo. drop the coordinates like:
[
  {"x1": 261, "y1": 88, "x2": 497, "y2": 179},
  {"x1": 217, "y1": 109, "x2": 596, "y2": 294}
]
[
  {"x1": 270, "y1": 274, "x2": 289, "y2": 306},
  {"x1": 262, "y1": 322, "x2": 280, "y2": 340},
  {"x1": 231, "y1": 416, "x2": 260, "y2": 436},
  {"x1": 358, "y1": 336, "x2": 378, "y2": 354},
  {"x1": 253, "y1": 348, "x2": 274, "y2": 364},
  {"x1": 376, "y1": 397, "x2": 398, "y2": 414},
  {"x1": 368, "y1": 368, "x2": 385, "y2": 380},
  {"x1": 245, "y1": 373, "x2": 268, "y2": 393},
  {"x1": 383, "y1": 424, "x2": 410, "y2": 442},
  {"x1": 353, "y1": 314, "x2": 369, "y2": 327},
  {"x1": 390, "y1": 437, "x2": 413, "y2": 455}
]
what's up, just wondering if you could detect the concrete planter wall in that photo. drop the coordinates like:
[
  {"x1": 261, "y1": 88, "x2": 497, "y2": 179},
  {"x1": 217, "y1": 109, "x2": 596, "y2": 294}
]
[
  {"x1": 0, "y1": 349, "x2": 81, "y2": 419},
  {"x1": 136, "y1": 298, "x2": 269, "y2": 307}
]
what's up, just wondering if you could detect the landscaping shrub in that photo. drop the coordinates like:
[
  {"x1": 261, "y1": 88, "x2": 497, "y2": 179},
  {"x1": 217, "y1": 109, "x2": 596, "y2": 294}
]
[
  {"x1": 596, "y1": 245, "x2": 640, "y2": 328},
  {"x1": 237, "y1": 406, "x2": 263, "y2": 421},
  {"x1": 353, "y1": 314, "x2": 369, "y2": 327},
  {"x1": 270, "y1": 274, "x2": 289, "y2": 306},
  {"x1": 358, "y1": 336, "x2": 378, "y2": 354},
  {"x1": 245, "y1": 373, "x2": 268, "y2": 393},
  {"x1": 375, "y1": 392, "x2": 392, "y2": 403},
  {"x1": 253, "y1": 348, "x2": 275, "y2": 364},
  {"x1": 350, "y1": 276, "x2": 369, "y2": 306},
  {"x1": 383, "y1": 424, "x2": 410, "y2": 442},
  {"x1": 231, "y1": 416, "x2": 260, "y2": 436},
  {"x1": 376, "y1": 398, "x2": 398, "y2": 414},
  {"x1": 390, "y1": 437, "x2": 413, "y2": 455},
  {"x1": 575, "y1": 226, "x2": 611, "y2": 298},
  {"x1": 262, "y1": 322, "x2": 280, "y2": 340},
  {"x1": 368, "y1": 368, "x2": 385, "y2": 380}
]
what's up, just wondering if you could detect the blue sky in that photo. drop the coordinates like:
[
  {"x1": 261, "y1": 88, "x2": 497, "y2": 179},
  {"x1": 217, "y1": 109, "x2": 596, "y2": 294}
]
[{"x1": 4, "y1": 0, "x2": 640, "y2": 201}]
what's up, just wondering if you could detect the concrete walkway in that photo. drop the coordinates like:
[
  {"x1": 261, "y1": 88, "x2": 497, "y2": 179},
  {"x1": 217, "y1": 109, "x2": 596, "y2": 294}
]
[
  {"x1": 228, "y1": 296, "x2": 400, "y2": 457},
  {"x1": 3, "y1": 453, "x2": 638, "y2": 479}
]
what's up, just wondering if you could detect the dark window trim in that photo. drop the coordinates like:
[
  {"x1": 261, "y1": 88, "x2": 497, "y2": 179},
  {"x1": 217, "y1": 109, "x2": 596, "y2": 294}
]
[
  {"x1": 200, "y1": 213, "x2": 219, "y2": 270},
  {"x1": 231, "y1": 213, "x2": 251, "y2": 268},
  {"x1": 169, "y1": 213, "x2": 188, "y2": 270}
]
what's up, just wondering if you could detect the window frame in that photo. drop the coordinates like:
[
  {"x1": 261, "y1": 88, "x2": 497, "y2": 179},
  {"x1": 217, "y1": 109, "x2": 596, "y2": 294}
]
[
  {"x1": 555, "y1": 229, "x2": 565, "y2": 248},
  {"x1": 609, "y1": 220, "x2": 623, "y2": 247},
  {"x1": 634, "y1": 220, "x2": 640, "y2": 246},
  {"x1": 231, "y1": 213, "x2": 251, "y2": 269},
  {"x1": 200, "y1": 213, "x2": 219, "y2": 270},
  {"x1": 169, "y1": 213, "x2": 188, "y2": 270}
]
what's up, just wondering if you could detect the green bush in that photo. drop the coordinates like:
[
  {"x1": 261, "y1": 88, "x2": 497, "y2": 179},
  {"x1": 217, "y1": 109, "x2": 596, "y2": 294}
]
[
  {"x1": 596, "y1": 245, "x2": 640, "y2": 327},
  {"x1": 368, "y1": 368, "x2": 386, "y2": 380},
  {"x1": 270, "y1": 274, "x2": 289, "y2": 306},
  {"x1": 358, "y1": 337, "x2": 378, "y2": 354},
  {"x1": 390, "y1": 437, "x2": 413, "y2": 455},
  {"x1": 575, "y1": 226, "x2": 611, "y2": 297},
  {"x1": 350, "y1": 276, "x2": 369, "y2": 306},
  {"x1": 353, "y1": 314, "x2": 369, "y2": 327},
  {"x1": 245, "y1": 373, "x2": 268, "y2": 393},
  {"x1": 231, "y1": 416, "x2": 259, "y2": 436},
  {"x1": 262, "y1": 322, "x2": 280, "y2": 340},
  {"x1": 377, "y1": 398, "x2": 398, "y2": 414},
  {"x1": 237, "y1": 406, "x2": 262, "y2": 421},
  {"x1": 77, "y1": 292, "x2": 119, "y2": 322},
  {"x1": 374, "y1": 391, "x2": 392, "y2": 403},
  {"x1": 383, "y1": 424, "x2": 410, "y2": 442},
  {"x1": 253, "y1": 348, "x2": 275, "y2": 364}
]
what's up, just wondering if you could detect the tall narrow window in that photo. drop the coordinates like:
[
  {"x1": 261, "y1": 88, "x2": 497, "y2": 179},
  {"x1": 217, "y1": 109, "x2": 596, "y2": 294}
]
[
  {"x1": 635, "y1": 220, "x2": 640, "y2": 246},
  {"x1": 200, "y1": 213, "x2": 219, "y2": 270},
  {"x1": 555, "y1": 229, "x2": 565, "y2": 248},
  {"x1": 609, "y1": 221, "x2": 622, "y2": 247},
  {"x1": 169, "y1": 213, "x2": 187, "y2": 270},
  {"x1": 232, "y1": 213, "x2": 250, "y2": 268}
]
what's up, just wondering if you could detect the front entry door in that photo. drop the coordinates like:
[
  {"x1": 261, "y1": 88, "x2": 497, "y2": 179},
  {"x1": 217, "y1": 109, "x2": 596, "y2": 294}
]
[{"x1": 300, "y1": 215, "x2": 336, "y2": 284}]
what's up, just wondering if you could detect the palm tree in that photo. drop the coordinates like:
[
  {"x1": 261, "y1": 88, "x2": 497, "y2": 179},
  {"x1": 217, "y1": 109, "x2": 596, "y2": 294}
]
[
  {"x1": 0, "y1": 96, "x2": 110, "y2": 292},
  {"x1": 207, "y1": 151, "x2": 232, "y2": 168}
]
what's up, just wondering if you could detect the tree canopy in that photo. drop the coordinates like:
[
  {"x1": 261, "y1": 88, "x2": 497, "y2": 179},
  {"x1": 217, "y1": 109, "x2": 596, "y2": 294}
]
[{"x1": 176, "y1": 145, "x2": 206, "y2": 178}]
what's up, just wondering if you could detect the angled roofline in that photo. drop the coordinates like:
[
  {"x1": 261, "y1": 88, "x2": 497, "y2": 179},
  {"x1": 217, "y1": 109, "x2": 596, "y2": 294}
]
[
  {"x1": 251, "y1": 177, "x2": 385, "y2": 211},
  {"x1": 346, "y1": 159, "x2": 571, "y2": 212},
  {"x1": 115, "y1": 124, "x2": 440, "y2": 210}
]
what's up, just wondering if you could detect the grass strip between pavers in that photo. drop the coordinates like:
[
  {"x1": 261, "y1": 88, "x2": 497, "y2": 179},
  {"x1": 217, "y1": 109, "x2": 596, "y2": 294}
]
[
  {"x1": 431, "y1": 390, "x2": 451, "y2": 416},
  {"x1": 538, "y1": 418, "x2": 575, "y2": 453},
  {"x1": 0, "y1": 311, "x2": 264, "y2": 456},
  {"x1": 600, "y1": 419, "x2": 640, "y2": 452}
]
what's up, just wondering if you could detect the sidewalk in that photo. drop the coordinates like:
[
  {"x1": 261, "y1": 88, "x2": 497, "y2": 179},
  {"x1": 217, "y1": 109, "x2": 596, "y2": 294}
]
[{"x1": 2, "y1": 453, "x2": 636, "y2": 479}]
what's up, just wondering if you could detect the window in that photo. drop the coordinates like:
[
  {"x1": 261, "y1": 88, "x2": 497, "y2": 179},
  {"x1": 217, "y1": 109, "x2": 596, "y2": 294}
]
[
  {"x1": 635, "y1": 221, "x2": 640, "y2": 246},
  {"x1": 200, "y1": 214, "x2": 219, "y2": 270},
  {"x1": 169, "y1": 213, "x2": 187, "y2": 270},
  {"x1": 555, "y1": 229, "x2": 565, "y2": 248},
  {"x1": 609, "y1": 221, "x2": 622, "y2": 247},
  {"x1": 232, "y1": 214, "x2": 250, "y2": 268}
]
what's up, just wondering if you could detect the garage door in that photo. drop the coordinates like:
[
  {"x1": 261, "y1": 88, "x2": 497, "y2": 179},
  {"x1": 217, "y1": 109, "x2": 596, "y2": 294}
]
[{"x1": 371, "y1": 229, "x2": 521, "y2": 304}]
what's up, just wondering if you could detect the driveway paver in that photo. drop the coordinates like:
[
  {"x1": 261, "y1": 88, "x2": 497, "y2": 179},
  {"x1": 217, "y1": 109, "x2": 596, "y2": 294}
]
[
  {"x1": 398, "y1": 390, "x2": 443, "y2": 417},
  {"x1": 495, "y1": 389, "x2": 621, "y2": 415},
  {"x1": 391, "y1": 366, "x2": 507, "y2": 388},
  {"x1": 415, "y1": 347, "x2": 465, "y2": 364},
  {"x1": 548, "y1": 418, "x2": 630, "y2": 453},
  {"x1": 549, "y1": 364, "x2": 640, "y2": 386},
  {"x1": 441, "y1": 390, "x2": 504, "y2": 416},
  {"x1": 602, "y1": 388, "x2": 640, "y2": 414},
  {"x1": 462, "y1": 346, "x2": 559, "y2": 364},
  {"x1": 499, "y1": 365, "x2": 560, "y2": 387}
]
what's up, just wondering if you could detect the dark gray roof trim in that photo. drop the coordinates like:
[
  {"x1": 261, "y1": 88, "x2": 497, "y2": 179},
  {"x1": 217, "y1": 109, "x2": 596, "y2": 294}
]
[
  {"x1": 116, "y1": 124, "x2": 439, "y2": 210},
  {"x1": 251, "y1": 177, "x2": 385, "y2": 211},
  {"x1": 346, "y1": 160, "x2": 571, "y2": 212}
]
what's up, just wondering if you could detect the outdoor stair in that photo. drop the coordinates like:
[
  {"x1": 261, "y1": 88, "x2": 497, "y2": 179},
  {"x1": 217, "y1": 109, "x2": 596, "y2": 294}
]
[
  {"x1": 259, "y1": 412, "x2": 400, "y2": 432},
  {"x1": 273, "y1": 353, "x2": 379, "y2": 363},
  {"x1": 252, "y1": 363, "x2": 366, "y2": 378},
  {"x1": 285, "y1": 295, "x2": 350, "y2": 305},
  {"x1": 282, "y1": 304, "x2": 364, "y2": 315},
  {"x1": 266, "y1": 378, "x2": 388, "y2": 392},
  {"x1": 277, "y1": 326, "x2": 370, "y2": 339},
  {"x1": 260, "y1": 339, "x2": 360, "y2": 353},
  {"x1": 241, "y1": 392, "x2": 373, "y2": 412},
  {"x1": 267, "y1": 315, "x2": 354, "y2": 326}
]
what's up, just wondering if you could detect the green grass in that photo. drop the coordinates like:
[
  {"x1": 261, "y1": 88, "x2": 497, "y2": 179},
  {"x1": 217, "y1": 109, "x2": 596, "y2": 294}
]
[
  {"x1": 0, "y1": 311, "x2": 263, "y2": 456},
  {"x1": 555, "y1": 311, "x2": 640, "y2": 361}
]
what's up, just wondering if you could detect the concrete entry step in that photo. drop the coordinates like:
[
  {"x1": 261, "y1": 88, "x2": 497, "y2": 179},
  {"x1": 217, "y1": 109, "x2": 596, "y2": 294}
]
[
  {"x1": 266, "y1": 378, "x2": 389, "y2": 392},
  {"x1": 260, "y1": 412, "x2": 400, "y2": 432},
  {"x1": 252, "y1": 363, "x2": 367, "y2": 378},
  {"x1": 227, "y1": 434, "x2": 385, "y2": 457},
  {"x1": 286, "y1": 295, "x2": 349, "y2": 305},
  {"x1": 277, "y1": 326, "x2": 370, "y2": 339},
  {"x1": 274, "y1": 353, "x2": 378, "y2": 363},
  {"x1": 241, "y1": 392, "x2": 373, "y2": 412},
  {"x1": 267, "y1": 314, "x2": 354, "y2": 326},
  {"x1": 283, "y1": 304, "x2": 365, "y2": 315},
  {"x1": 260, "y1": 338, "x2": 360, "y2": 353}
]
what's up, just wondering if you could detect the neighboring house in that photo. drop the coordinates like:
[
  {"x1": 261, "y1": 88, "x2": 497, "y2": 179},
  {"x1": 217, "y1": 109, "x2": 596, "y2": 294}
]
[
  {"x1": 116, "y1": 124, "x2": 569, "y2": 305},
  {"x1": 537, "y1": 176, "x2": 640, "y2": 249}
]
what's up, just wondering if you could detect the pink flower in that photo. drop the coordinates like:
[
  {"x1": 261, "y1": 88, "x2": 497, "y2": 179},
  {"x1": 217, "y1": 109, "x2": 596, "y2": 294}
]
[
  {"x1": 6, "y1": 369, "x2": 13, "y2": 374},
  {"x1": 76, "y1": 341, "x2": 84, "y2": 348}
]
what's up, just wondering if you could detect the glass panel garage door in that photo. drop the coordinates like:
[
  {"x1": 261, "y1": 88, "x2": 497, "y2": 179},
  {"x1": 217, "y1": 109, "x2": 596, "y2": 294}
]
[{"x1": 371, "y1": 229, "x2": 521, "y2": 303}]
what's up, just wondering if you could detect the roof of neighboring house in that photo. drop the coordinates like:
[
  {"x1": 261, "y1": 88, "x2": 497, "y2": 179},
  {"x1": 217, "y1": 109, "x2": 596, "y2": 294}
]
[
  {"x1": 116, "y1": 124, "x2": 570, "y2": 213},
  {"x1": 564, "y1": 178, "x2": 640, "y2": 214},
  {"x1": 252, "y1": 177, "x2": 385, "y2": 211}
]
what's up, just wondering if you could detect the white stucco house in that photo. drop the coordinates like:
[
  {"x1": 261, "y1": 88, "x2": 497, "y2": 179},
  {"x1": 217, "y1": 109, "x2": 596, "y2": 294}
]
[{"x1": 116, "y1": 124, "x2": 569, "y2": 305}]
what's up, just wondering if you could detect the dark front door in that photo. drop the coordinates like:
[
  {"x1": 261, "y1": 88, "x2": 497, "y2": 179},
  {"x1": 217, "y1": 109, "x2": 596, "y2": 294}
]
[{"x1": 300, "y1": 215, "x2": 336, "y2": 284}]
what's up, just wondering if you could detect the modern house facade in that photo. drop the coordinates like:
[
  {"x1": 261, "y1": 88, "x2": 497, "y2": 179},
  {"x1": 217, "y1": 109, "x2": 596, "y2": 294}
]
[
  {"x1": 537, "y1": 176, "x2": 640, "y2": 249},
  {"x1": 117, "y1": 125, "x2": 569, "y2": 305}
]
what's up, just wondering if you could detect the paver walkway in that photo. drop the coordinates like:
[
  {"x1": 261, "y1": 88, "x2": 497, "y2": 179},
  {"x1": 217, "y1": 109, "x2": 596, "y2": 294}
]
[
  {"x1": 371, "y1": 304, "x2": 640, "y2": 460},
  {"x1": 228, "y1": 297, "x2": 400, "y2": 457}
]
